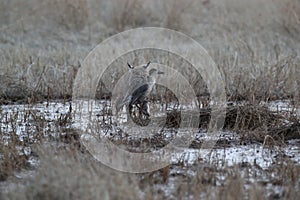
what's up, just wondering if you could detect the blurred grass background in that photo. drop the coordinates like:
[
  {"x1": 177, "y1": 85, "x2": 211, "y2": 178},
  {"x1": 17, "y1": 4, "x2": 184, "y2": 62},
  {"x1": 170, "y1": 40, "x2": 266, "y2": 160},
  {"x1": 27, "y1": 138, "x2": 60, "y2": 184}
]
[{"x1": 0, "y1": 0, "x2": 299, "y2": 103}]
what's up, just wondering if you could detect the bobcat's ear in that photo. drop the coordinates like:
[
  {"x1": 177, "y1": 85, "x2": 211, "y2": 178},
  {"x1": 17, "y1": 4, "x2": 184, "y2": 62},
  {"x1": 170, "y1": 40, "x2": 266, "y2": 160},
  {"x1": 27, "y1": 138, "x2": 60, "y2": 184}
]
[
  {"x1": 127, "y1": 63, "x2": 134, "y2": 69},
  {"x1": 144, "y1": 61, "x2": 151, "y2": 68}
]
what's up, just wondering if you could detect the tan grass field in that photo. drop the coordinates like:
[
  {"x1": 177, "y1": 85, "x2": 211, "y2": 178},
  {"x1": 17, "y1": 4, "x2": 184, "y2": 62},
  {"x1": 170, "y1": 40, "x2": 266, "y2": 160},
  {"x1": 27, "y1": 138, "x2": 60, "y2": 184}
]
[{"x1": 0, "y1": 0, "x2": 300, "y2": 199}]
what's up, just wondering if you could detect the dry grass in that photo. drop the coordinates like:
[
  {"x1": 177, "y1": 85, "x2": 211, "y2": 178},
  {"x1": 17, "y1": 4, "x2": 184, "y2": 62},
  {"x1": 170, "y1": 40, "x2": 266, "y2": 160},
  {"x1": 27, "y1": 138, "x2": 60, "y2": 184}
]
[
  {"x1": 1, "y1": 143, "x2": 299, "y2": 200},
  {"x1": 0, "y1": 0, "x2": 299, "y2": 102},
  {"x1": 0, "y1": 142, "x2": 30, "y2": 181},
  {"x1": 2, "y1": 146, "x2": 141, "y2": 200},
  {"x1": 0, "y1": 99, "x2": 298, "y2": 199},
  {"x1": 0, "y1": 102, "x2": 74, "y2": 181},
  {"x1": 0, "y1": 0, "x2": 300, "y2": 199}
]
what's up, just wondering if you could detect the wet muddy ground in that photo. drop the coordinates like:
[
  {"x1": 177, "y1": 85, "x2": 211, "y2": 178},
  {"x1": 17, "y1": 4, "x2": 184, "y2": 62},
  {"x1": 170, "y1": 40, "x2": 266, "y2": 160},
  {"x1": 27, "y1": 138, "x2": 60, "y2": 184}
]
[{"x1": 0, "y1": 100, "x2": 299, "y2": 199}]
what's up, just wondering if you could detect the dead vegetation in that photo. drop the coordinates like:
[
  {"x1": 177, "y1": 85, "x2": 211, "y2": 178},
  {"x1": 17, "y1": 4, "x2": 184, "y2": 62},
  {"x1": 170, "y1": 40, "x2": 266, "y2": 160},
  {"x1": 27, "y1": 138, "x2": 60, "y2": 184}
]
[
  {"x1": 1, "y1": 146, "x2": 141, "y2": 200},
  {"x1": 0, "y1": 143, "x2": 30, "y2": 181},
  {"x1": 1, "y1": 144, "x2": 299, "y2": 200},
  {"x1": 0, "y1": 100, "x2": 299, "y2": 199},
  {"x1": 0, "y1": 0, "x2": 300, "y2": 199},
  {"x1": 0, "y1": 0, "x2": 299, "y2": 102},
  {"x1": 0, "y1": 102, "x2": 77, "y2": 182}
]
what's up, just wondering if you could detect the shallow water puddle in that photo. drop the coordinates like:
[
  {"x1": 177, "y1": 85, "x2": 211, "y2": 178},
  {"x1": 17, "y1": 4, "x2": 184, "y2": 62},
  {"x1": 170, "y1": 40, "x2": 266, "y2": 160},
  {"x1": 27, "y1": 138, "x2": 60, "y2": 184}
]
[
  {"x1": 171, "y1": 143, "x2": 300, "y2": 168},
  {"x1": 1, "y1": 100, "x2": 299, "y2": 169},
  {"x1": 1, "y1": 100, "x2": 300, "y2": 198}
]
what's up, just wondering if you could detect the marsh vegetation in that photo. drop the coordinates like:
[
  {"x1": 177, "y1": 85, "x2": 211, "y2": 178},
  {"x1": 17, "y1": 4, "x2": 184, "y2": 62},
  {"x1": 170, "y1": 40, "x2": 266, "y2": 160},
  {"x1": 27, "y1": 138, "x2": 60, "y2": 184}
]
[{"x1": 0, "y1": 0, "x2": 300, "y2": 199}]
